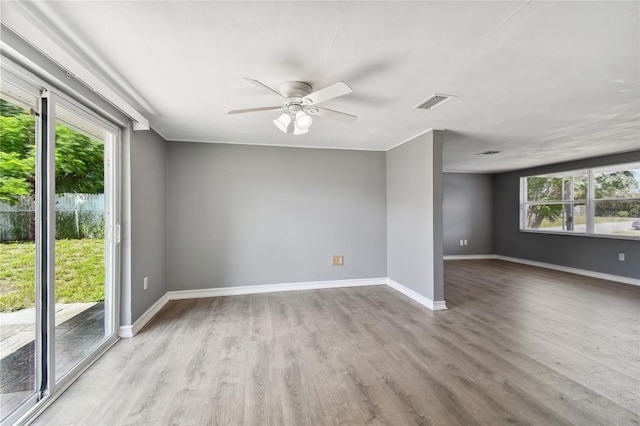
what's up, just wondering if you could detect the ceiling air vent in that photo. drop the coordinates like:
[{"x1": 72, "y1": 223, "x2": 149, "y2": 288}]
[
  {"x1": 478, "y1": 150, "x2": 501, "y2": 155},
  {"x1": 413, "y1": 94, "x2": 456, "y2": 110}
]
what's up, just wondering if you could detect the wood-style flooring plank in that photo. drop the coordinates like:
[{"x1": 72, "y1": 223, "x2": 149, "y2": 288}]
[{"x1": 34, "y1": 259, "x2": 640, "y2": 425}]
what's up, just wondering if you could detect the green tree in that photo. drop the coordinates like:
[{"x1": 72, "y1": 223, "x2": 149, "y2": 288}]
[
  {"x1": 527, "y1": 203, "x2": 563, "y2": 229},
  {"x1": 54, "y1": 126, "x2": 104, "y2": 194},
  {"x1": 594, "y1": 171, "x2": 640, "y2": 218},
  {"x1": 526, "y1": 177, "x2": 562, "y2": 229},
  {"x1": 0, "y1": 113, "x2": 36, "y2": 203},
  {"x1": 1, "y1": 99, "x2": 104, "y2": 240},
  {"x1": 595, "y1": 171, "x2": 638, "y2": 199},
  {"x1": 1, "y1": 103, "x2": 104, "y2": 201},
  {"x1": 0, "y1": 98, "x2": 26, "y2": 117}
]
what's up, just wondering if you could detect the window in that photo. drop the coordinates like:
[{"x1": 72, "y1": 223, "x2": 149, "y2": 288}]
[{"x1": 520, "y1": 161, "x2": 640, "y2": 238}]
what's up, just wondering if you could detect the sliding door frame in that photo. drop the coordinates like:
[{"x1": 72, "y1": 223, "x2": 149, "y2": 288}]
[
  {"x1": 53, "y1": 87, "x2": 121, "y2": 343},
  {"x1": 0, "y1": 60, "x2": 122, "y2": 426},
  {"x1": 39, "y1": 88, "x2": 56, "y2": 403},
  {"x1": 51, "y1": 91, "x2": 121, "y2": 391},
  {"x1": 0, "y1": 71, "x2": 44, "y2": 426}
]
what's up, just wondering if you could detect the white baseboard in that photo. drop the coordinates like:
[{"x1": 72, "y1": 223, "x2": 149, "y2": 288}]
[
  {"x1": 119, "y1": 278, "x2": 385, "y2": 338},
  {"x1": 444, "y1": 254, "x2": 494, "y2": 260},
  {"x1": 118, "y1": 293, "x2": 169, "y2": 338},
  {"x1": 432, "y1": 300, "x2": 448, "y2": 310},
  {"x1": 167, "y1": 277, "x2": 387, "y2": 300},
  {"x1": 493, "y1": 255, "x2": 640, "y2": 287},
  {"x1": 120, "y1": 276, "x2": 449, "y2": 338},
  {"x1": 118, "y1": 255, "x2": 635, "y2": 339},
  {"x1": 443, "y1": 254, "x2": 638, "y2": 287},
  {"x1": 386, "y1": 278, "x2": 447, "y2": 311}
]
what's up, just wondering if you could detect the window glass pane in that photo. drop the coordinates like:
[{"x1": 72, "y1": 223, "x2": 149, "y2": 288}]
[
  {"x1": 0, "y1": 85, "x2": 38, "y2": 420},
  {"x1": 594, "y1": 200, "x2": 640, "y2": 236},
  {"x1": 527, "y1": 177, "x2": 563, "y2": 202},
  {"x1": 568, "y1": 175, "x2": 588, "y2": 201},
  {"x1": 54, "y1": 104, "x2": 107, "y2": 382},
  {"x1": 595, "y1": 166, "x2": 640, "y2": 200},
  {"x1": 526, "y1": 173, "x2": 587, "y2": 202},
  {"x1": 525, "y1": 203, "x2": 585, "y2": 232}
]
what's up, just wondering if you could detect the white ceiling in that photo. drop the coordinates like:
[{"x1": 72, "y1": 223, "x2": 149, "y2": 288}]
[{"x1": 2, "y1": 1, "x2": 639, "y2": 172}]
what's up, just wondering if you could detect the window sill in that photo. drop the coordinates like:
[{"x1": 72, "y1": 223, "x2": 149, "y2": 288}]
[{"x1": 519, "y1": 229, "x2": 640, "y2": 241}]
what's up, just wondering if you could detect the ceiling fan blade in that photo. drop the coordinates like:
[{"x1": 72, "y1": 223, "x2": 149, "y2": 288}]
[
  {"x1": 310, "y1": 106, "x2": 358, "y2": 123},
  {"x1": 302, "y1": 81, "x2": 352, "y2": 105},
  {"x1": 228, "y1": 106, "x2": 283, "y2": 115},
  {"x1": 242, "y1": 77, "x2": 285, "y2": 98}
]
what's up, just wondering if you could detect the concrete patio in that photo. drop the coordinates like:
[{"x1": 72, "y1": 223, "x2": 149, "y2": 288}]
[{"x1": 0, "y1": 302, "x2": 105, "y2": 416}]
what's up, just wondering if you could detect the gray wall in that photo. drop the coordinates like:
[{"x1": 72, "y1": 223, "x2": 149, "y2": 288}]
[
  {"x1": 129, "y1": 128, "x2": 168, "y2": 323},
  {"x1": 493, "y1": 151, "x2": 640, "y2": 279},
  {"x1": 443, "y1": 173, "x2": 493, "y2": 255},
  {"x1": 387, "y1": 131, "x2": 444, "y2": 302},
  {"x1": 166, "y1": 143, "x2": 387, "y2": 290}
]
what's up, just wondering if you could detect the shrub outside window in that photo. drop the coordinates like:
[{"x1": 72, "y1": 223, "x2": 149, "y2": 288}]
[{"x1": 520, "y1": 161, "x2": 640, "y2": 238}]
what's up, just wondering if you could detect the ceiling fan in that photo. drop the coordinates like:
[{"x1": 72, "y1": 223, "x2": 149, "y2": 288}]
[{"x1": 228, "y1": 77, "x2": 357, "y2": 135}]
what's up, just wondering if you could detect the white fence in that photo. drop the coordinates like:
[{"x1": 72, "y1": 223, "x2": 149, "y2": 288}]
[{"x1": 0, "y1": 193, "x2": 104, "y2": 241}]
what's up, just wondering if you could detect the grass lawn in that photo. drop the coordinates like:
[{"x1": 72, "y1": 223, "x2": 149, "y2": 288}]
[
  {"x1": 0, "y1": 239, "x2": 104, "y2": 312},
  {"x1": 540, "y1": 216, "x2": 635, "y2": 227}
]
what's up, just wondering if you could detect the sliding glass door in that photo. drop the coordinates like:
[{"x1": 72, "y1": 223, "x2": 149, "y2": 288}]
[
  {"x1": 53, "y1": 101, "x2": 116, "y2": 383},
  {"x1": 0, "y1": 67, "x2": 119, "y2": 424},
  {"x1": 0, "y1": 79, "x2": 40, "y2": 423}
]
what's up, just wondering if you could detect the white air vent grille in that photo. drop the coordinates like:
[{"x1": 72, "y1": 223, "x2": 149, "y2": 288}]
[{"x1": 413, "y1": 94, "x2": 456, "y2": 110}]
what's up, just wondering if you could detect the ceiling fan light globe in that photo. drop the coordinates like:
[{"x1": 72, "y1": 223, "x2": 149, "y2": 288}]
[
  {"x1": 295, "y1": 111, "x2": 313, "y2": 130},
  {"x1": 293, "y1": 127, "x2": 309, "y2": 136},
  {"x1": 273, "y1": 113, "x2": 291, "y2": 133}
]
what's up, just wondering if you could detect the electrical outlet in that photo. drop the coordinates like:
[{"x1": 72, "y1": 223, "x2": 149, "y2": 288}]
[
  {"x1": 332, "y1": 255, "x2": 344, "y2": 266},
  {"x1": 618, "y1": 253, "x2": 625, "y2": 262},
  {"x1": 144, "y1": 277, "x2": 149, "y2": 290},
  {"x1": 463, "y1": 240, "x2": 468, "y2": 246},
  {"x1": 459, "y1": 240, "x2": 464, "y2": 246}
]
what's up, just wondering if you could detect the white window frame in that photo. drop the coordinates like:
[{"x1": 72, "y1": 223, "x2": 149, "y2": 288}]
[{"x1": 520, "y1": 162, "x2": 640, "y2": 240}]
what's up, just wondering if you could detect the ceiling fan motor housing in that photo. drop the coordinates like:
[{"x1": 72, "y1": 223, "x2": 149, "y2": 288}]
[{"x1": 279, "y1": 81, "x2": 313, "y2": 99}]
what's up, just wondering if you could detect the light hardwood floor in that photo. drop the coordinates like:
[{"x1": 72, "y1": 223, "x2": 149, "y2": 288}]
[{"x1": 34, "y1": 260, "x2": 640, "y2": 425}]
